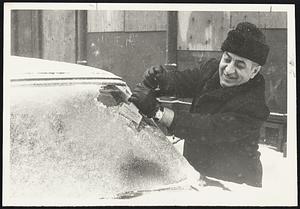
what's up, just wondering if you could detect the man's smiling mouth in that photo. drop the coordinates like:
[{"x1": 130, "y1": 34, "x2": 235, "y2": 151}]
[{"x1": 223, "y1": 73, "x2": 237, "y2": 80}]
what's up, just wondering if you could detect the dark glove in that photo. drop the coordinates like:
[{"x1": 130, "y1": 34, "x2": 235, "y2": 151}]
[
  {"x1": 128, "y1": 83, "x2": 160, "y2": 118},
  {"x1": 142, "y1": 65, "x2": 166, "y2": 89}
]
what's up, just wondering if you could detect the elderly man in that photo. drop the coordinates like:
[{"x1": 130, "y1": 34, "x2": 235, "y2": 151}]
[{"x1": 129, "y1": 22, "x2": 270, "y2": 187}]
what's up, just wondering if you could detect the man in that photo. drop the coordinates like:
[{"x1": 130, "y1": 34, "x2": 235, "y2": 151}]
[{"x1": 129, "y1": 22, "x2": 270, "y2": 187}]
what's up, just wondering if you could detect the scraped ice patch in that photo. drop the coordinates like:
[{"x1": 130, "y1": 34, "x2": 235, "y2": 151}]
[{"x1": 9, "y1": 84, "x2": 199, "y2": 202}]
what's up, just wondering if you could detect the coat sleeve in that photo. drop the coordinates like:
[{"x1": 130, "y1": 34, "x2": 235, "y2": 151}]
[
  {"x1": 169, "y1": 110, "x2": 263, "y2": 144},
  {"x1": 159, "y1": 59, "x2": 218, "y2": 98}
]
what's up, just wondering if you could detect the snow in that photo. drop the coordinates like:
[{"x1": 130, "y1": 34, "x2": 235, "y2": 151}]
[
  {"x1": 8, "y1": 83, "x2": 200, "y2": 205},
  {"x1": 8, "y1": 55, "x2": 120, "y2": 80},
  {"x1": 99, "y1": 144, "x2": 296, "y2": 206}
]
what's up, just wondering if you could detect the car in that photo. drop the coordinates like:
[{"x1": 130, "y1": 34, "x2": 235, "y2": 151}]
[
  {"x1": 5, "y1": 56, "x2": 290, "y2": 206},
  {"x1": 6, "y1": 56, "x2": 202, "y2": 205}
]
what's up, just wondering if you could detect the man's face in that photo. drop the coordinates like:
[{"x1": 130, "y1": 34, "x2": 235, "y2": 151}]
[{"x1": 218, "y1": 51, "x2": 260, "y2": 87}]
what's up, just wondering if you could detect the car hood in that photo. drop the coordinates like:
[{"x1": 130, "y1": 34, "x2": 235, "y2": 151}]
[{"x1": 7, "y1": 56, "x2": 122, "y2": 81}]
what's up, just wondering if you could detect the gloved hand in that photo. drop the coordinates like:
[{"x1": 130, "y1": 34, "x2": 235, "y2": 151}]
[
  {"x1": 142, "y1": 65, "x2": 166, "y2": 89},
  {"x1": 128, "y1": 83, "x2": 160, "y2": 118}
]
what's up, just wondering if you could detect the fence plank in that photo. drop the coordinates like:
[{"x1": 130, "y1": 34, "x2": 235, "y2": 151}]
[
  {"x1": 125, "y1": 11, "x2": 167, "y2": 31},
  {"x1": 76, "y1": 10, "x2": 88, "y2": 64},
  {"x1": 42, "y1": 10, "x2": 76, "y2": 63},
  {"x1": 31, "y1": 10, "x2": 42, "y2": 58},
  {"x1": 87, "y1": 10, "x2": 124, "y2": 32},
  {"x1": 15, "y1": 10, "x2": 33, "y2": 57},
  {"x1": 177, "y1": 11, "x2": 230, "y2": 51},
  {"x1": 11, "y1": 10, "x2": 18, "y2": 56}
]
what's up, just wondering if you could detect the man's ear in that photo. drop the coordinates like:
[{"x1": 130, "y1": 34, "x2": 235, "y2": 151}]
[{"x1": 250, "y1": 65, "x2": 261, "y2": 79}]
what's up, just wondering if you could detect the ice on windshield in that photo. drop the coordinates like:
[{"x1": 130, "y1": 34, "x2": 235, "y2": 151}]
[{"x1": 9, "y1": 83, "x2": 200, "y2": 201}]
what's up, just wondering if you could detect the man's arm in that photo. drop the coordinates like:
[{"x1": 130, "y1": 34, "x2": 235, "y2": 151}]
[
  {"x1": 128, "y1": 78, "x2": 266, "y2": 144},
  {"x1": 144, "y1": 59, "x2": 218, "y2": 98}
]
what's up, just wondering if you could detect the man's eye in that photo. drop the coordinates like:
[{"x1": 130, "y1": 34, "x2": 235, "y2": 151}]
[
  {"x1": 236, "y1": 63, "x2": 246, "y2": 69},
  {"x1": 224, "y1": 58, "x2": 231, "y2": 63}
]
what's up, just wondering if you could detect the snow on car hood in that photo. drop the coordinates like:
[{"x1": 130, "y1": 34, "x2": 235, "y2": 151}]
[
  {"x1": 9, "y1": 82, "x2": 200, "y2": 203},
  {"x1": 7, "y1": 56, "x2": 121, "y2": 81}
]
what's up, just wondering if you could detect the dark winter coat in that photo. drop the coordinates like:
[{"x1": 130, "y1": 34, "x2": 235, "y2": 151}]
[{"x1": 159, "y1": 58, "x2": 270, "y2": 187}]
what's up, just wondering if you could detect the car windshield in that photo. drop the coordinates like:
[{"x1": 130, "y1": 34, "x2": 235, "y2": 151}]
[{"x1": 9, "y1": 81, "x2": 199, "y2": 201}]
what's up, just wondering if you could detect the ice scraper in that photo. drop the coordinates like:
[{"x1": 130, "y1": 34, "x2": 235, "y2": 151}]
[
  {"x1": 118, "y1": 82, "x2": 161, "y2": 130},
  {"x1": 98, "y1": 83, "x2": 158, "y2": 130}
]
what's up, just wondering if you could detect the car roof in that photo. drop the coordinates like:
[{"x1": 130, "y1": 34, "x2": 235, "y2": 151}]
[{"x1": 7, "y1": 56, "x2": 122, "y2": 81}]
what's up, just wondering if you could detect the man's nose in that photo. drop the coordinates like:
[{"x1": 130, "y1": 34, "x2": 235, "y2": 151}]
[{"x1": 224, "y1": 62, "x2": 235, "y2": 74}]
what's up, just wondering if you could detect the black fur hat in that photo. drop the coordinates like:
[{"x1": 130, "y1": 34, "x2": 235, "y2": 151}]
[{"x1": 221, "y1": 22, "x2": 269, "y2": 66}]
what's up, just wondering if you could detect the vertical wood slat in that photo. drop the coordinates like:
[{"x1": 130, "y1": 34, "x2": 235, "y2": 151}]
[
  {"x1": 87, "y1": 10, "x2": 124, "y2": 32},
  {"x1": 124, "y1": 11, "x2": 167, "y2": 32},
  {"x1": 177, "y1": 11, "x2": 192, "y2": 50},
  {"x1": 42, "y1": 10, "x2": 76, "y2": 63},
  {"x1": 31, "y1": 10, "x2": 43, "y2": 58},
  {"x1": 166, "y1": 11, "x2": 178, "y2": 66},
  {"x1": 11, "y1": 10, "x2": 18, "y2": 55},
  {"x1": 15, "y1": 10, "x2": 34, "y2": 57},
  {"x1": 38, "y1": 10, "x2": 43, "y2": 58},
  {"x1": 76, "y1": 10, "x2": 87, "y2": 65},
  {"x1": 10, "y1": 10, "x2": 42, "y2": 58}
]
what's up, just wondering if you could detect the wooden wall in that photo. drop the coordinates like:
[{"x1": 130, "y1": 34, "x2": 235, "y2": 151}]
[
  {"x1": 177, "y1": 11, "x2": 287, "y2": 51},
  {"x1": 42, "y1": 10, "x2": 76, "y2": 63},
  {"x1": 87, "y1": 11, "x2": 167, "y2": 88},
  {"x1": 88, "y1": 32, "x2": 166, "y2": 88},
  {"x1": 11, "y1": 10, "x2": 42, "y2": 58},
  {"x1": 177, "y1": 11, "x2": 231, "y2": 51},
  {"x1": 87, "y1": 10, "x2": 167, "y2": 32},
  {"x1": 88, "y1": 10, "x2": 125, "y2": 32},
  {"x1": 230, "y1": 12, "x2": 287, "y2": 28},
  {"x1": 11, "y1": 10, "x2": 76, "y2": 63}
]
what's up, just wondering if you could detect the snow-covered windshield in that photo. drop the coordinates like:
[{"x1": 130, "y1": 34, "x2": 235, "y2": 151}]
[{"x1": 9, "y1": 82, "x2": 199, "y2": 201}]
